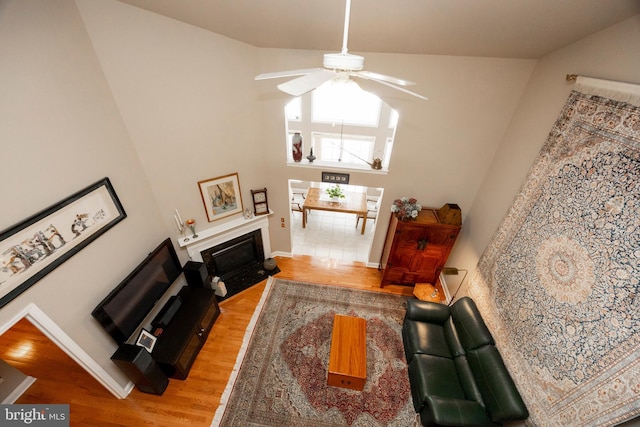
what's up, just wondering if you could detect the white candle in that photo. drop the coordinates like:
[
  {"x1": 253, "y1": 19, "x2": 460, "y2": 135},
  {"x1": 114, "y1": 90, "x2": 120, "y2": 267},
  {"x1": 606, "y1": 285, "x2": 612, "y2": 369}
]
[
  {"x1": 174, "y1": 215, "x2": 182, "y2": 231},
  {"x1": 175, "y1": 209, "x2": 184, "y2": 225}
]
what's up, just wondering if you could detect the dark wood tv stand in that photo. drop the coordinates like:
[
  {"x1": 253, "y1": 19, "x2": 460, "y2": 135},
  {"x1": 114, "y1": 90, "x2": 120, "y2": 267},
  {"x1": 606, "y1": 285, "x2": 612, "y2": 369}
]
[{"x1": 152, "y1": 286, "x2": 220, "y2": 379}]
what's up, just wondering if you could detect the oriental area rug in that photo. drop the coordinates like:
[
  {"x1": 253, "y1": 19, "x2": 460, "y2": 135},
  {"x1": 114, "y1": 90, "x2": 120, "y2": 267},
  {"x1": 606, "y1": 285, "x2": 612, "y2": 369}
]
[
  {"x1": 470, "y1": 79, "x2": 640, "y2": 426},
  {"x1": 211, "y1": 278, "x2": 418, "y2": 427}
]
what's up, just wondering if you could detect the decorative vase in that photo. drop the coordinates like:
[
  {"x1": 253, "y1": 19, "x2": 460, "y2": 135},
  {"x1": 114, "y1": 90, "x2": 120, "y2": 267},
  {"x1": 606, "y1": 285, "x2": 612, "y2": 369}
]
[
  {"x1": 306, "y1": 147, "x2": 316, "y2": 163},
  {"x1": 292, "y1": 132, "x2": 303, "y2": 162},
  {"x1": 263, "y1": 257, "x2": 277, "y2": 271},
  {"x1": 186, "y1": 219, "x2": 198, "y2": 238}
]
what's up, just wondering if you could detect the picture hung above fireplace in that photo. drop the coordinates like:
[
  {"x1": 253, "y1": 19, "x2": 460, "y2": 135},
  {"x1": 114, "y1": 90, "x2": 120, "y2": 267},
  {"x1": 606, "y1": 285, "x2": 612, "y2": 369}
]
[{"x1": 197, "y1": 172, "x2": 243, "y2": 222}]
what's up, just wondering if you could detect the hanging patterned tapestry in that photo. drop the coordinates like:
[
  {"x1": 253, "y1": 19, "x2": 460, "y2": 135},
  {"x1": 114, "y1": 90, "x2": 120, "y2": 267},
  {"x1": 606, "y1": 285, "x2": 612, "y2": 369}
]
[{"x1": 470, "y1": 80, "x2": 640, "y2": 426}]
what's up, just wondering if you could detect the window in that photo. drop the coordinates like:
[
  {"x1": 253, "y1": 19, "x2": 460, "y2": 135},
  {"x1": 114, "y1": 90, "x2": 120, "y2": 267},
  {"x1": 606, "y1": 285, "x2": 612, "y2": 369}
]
[
  {"x1": 284, "y1": 79, "x2": 397, "y2": 172},
  {"x1": 312, "y1": 81, "x2": 381, "y2": 126},
  {"x1": 315, "y1": 133, "x2": 374, "y2": 166},
  {"x1": 285, "y1": 97, "x2": 301, "y2": 121}
]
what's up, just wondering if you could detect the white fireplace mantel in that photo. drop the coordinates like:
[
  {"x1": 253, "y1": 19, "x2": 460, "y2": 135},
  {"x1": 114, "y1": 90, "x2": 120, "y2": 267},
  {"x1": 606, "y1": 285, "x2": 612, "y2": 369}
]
[{"x1": 179, "y1": 211, "x2": 273, "y2": 262}]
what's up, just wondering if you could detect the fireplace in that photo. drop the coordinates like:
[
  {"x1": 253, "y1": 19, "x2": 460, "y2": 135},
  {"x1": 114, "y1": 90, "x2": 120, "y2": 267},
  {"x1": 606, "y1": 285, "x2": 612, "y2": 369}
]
[
  {"x1": 200, "y1": 229, "x2": 264, "y2": 281},
  {"x1": 183, "y1": 215, "x2": 274, "y2": 300}
]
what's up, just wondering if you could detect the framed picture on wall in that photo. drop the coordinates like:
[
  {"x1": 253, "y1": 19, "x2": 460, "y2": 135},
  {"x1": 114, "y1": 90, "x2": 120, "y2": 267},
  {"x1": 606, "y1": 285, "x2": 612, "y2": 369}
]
[
  {"x1": 198, "y1": 173, "x2": 244, "y2": 222},
  {"x1": 0, "y1": 177, "x2": 127, "y2": 309},
  {"x1": 322, "y1": 172, "x2": 350, "y2": 184}
]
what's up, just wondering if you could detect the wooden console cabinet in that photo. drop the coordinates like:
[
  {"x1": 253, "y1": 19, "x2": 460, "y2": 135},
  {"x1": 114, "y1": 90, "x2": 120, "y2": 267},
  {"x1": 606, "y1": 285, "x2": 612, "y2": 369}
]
[
  {"x1": 380, "y1": 207, "x2": 461, "y2": 287},
  {"x1": 152, "y1": 286, "x2": 220, "y2": 379}
]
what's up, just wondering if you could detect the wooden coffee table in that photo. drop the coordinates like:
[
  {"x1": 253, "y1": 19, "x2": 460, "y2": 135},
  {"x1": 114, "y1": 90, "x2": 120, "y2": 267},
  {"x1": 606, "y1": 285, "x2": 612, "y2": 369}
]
[{"x1": 327, "y1": 314, "x2": 367, "y2": 390}]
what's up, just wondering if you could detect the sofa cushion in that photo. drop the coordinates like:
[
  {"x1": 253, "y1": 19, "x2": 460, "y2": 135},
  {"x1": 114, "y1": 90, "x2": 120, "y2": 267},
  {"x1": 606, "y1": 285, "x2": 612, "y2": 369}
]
[
  {"x1": 408, "y1": 354, "x2": 465, "y2": 412},
  {"x1": 450, "y1": 297, "x2": 495, "y2": 351},
  {"x1": 454, "y1": 355, "x2": 485, "y2": 407},
  {"x1": 421, "y1": 396, "x2": 497, "y2": 427},
  {"x1": 403, "y1": 319, "x2": 452, "y2": 363},
  {"x1": 466, "y1": 345, "x2": 529, "y2": 423},
  {"x1": 405, "y1": 298, "x2": 451, "y2": 324}
]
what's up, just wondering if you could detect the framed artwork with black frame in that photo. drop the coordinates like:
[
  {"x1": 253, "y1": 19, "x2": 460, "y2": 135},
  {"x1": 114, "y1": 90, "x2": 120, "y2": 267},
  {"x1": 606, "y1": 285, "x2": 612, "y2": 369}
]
[
  {"x1": 0, "y1": 177, "x2": 126, "y2": 309},
  {"x1": 322, "y1": 172, "x2": 350, "y2": 184}
]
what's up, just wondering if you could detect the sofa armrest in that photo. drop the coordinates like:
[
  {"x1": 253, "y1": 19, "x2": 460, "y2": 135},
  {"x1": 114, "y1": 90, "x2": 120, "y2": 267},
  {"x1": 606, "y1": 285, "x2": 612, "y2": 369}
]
[
  {"x1": 405, "y1": 298, "x2": 451, "y2": 324},
  {"x1": 467, "y1": 345, "x2": 529, "y2": 422},
  {"x1": 420, "y1": 395, "x2": 495, "y2": 427}
]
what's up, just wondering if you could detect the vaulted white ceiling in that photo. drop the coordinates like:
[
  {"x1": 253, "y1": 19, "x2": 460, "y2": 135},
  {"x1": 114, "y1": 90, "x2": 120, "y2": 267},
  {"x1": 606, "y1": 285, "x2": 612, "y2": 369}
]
[{"x1": 117, "y1": 0, "x2": 640, "y2": 58}]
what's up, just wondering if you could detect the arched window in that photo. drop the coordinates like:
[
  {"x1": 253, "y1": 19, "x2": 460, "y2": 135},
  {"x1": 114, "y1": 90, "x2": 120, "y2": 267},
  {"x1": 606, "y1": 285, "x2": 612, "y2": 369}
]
[{"x1": 285, "y1": 80, "x2": 397, "y2": 172}]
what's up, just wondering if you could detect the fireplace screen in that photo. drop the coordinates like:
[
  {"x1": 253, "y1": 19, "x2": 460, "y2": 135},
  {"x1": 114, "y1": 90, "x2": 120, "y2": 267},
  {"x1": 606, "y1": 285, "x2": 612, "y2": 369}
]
[{"x1": 200, "y1": 230, "x2": 264, "y2": 280}]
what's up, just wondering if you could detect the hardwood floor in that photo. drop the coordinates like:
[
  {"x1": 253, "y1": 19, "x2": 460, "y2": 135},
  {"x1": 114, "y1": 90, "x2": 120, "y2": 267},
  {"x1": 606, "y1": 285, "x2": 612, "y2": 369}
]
[{"x1": 0, "y1": 255, "x2": 425, "y2": 426}]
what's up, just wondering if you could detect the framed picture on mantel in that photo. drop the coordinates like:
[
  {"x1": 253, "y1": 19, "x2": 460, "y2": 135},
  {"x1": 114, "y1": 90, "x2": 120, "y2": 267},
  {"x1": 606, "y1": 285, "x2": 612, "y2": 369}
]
[{"x1": 198, "y1": 173, "x2": 244, "y2": 222}]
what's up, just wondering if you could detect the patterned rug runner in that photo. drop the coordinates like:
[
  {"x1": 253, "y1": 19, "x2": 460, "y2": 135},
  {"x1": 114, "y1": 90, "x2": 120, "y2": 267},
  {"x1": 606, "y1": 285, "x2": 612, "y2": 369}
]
[{"x1": 212, "y1": 278, "x2": 418, "y2": 427}]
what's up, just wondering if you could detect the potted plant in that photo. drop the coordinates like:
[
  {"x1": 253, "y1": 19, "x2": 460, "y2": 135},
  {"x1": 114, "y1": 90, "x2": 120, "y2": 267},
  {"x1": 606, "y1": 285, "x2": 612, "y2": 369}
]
[{"x1": 326, "y1": 185, "x2": 345, "y2": 201}]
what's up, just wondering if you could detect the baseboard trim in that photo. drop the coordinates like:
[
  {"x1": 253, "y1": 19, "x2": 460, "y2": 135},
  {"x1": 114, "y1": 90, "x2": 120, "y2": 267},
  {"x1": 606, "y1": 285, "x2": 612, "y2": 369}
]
[
  {"x1": 270, "y1": 251, "x2": 292, "y2": 258},
  {"x1": 1, "y1": 376, "x2": 36, "y2": 404},
  {"x1": 272, "y1": 252, "x2": 380, "y2": 270}
]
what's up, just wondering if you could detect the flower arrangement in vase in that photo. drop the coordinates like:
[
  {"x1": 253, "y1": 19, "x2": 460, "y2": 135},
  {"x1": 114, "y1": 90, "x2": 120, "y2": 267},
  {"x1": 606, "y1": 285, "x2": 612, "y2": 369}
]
[
  {"x1": 326, "y1": 185, "x2": 345, "y2": 201},
  {"x1": 391, "y1": 197, "x2": 422, "y2": 221}
]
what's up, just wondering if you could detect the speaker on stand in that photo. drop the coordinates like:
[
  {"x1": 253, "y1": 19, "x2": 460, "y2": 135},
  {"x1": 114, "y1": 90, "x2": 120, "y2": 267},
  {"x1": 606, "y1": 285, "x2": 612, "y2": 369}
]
[
  {"x1": 183, "y1": 261, "x2": 209, "y2": 288},
  {"x1": 111, "y1": 344, "x2": 168, "y2": 395}
]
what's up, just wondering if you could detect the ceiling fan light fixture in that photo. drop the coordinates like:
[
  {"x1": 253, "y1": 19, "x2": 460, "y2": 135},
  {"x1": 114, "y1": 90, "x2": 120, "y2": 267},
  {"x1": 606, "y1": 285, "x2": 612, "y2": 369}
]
[
  {"x1": 254, "y1": 0, "x2": 427, "y2": 101},
  {"x1": 323, "y1": 53, "x2": 364, "y2": 71}
]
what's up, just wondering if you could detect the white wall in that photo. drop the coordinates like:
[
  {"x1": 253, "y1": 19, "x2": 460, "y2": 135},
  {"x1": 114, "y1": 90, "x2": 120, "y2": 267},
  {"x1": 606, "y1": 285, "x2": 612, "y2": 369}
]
[
  {"x1": 76, "y1": 0, "x2": 269, "y2": 257},
  {"x1": 0, "y1": 0, "x2": 174, "y2": 389}
]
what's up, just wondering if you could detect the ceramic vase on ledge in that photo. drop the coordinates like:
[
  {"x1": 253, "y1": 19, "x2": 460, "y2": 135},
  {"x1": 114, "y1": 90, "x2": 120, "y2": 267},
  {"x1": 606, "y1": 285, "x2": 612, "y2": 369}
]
[
  {"x1": 292, "y1": 132, "x2": 303, "y2": 162},
  {"x1": 306, "y1": 147, "x2": 316, "y2": 163}
]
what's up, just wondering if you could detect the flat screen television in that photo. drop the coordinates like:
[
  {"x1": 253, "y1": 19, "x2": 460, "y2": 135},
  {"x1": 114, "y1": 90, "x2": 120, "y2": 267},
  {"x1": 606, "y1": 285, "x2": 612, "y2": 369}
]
[{"x1": 91, "y1": 238, "x2": 182, "y2": 345}]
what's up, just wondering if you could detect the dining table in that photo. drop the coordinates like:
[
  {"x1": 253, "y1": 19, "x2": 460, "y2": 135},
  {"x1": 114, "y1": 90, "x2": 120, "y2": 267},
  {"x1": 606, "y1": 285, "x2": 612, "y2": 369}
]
[{"x1": 302, "y1": 187, "x2": 368, "y2": 234}]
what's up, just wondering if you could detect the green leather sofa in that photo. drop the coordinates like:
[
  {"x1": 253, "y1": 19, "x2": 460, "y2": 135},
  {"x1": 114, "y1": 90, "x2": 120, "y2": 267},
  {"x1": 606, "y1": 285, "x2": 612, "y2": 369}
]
[{"x1": 402, "y1": 297, "x2": 529, "y2": 426}]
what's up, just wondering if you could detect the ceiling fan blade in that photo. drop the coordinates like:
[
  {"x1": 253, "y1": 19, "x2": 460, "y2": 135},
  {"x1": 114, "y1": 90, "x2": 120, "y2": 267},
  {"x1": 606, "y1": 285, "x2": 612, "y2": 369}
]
[
  {"x1": 356, "y1": 76, "x2": 429, "y2": 101},
  {"x1": 353, "y1": 70, "x2": 416, "y2": 86},
  {"x1": 277, "y1": 69, "x2": 337, "y2": 96},
  {"x1": 255, "y1": 68, "x2": 324, "y2": 81}
]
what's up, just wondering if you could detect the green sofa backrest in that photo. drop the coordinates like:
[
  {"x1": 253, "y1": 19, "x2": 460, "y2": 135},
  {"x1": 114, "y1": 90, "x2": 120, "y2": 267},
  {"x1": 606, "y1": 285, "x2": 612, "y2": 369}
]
[{"x1": 450, "y1": 297, "x2": 495, "y2": 351}]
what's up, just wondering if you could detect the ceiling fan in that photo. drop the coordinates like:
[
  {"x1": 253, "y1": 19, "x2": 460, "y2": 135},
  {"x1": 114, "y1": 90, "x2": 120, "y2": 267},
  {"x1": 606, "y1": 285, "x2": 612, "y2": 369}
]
[{"x1": 255, "y1": 0, "x2": 428, "y2": 101}]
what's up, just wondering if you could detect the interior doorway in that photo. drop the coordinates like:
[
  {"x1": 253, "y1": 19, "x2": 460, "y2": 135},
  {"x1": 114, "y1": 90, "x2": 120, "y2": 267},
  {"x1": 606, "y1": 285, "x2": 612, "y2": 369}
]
[
  {"x1": 288, "y1": 180, "x2": 383, "y2": 263},
  {"x1": 0, "y1": 316, "x2": 119, "y2": 408},
  {"x1": 0, "y1": 306, "x2": 127, "y2": 400}
]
